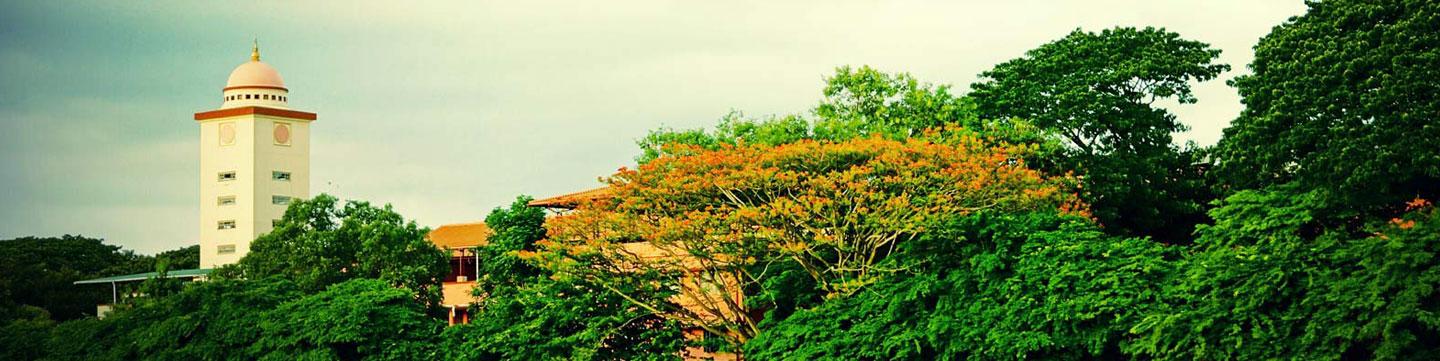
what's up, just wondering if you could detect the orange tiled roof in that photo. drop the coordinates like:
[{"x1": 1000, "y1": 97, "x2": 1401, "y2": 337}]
[
  {"x1": 428, "y1": 222, "x2": 491, "y2": 249},
  {"x1": 527, "y1": 186, "x2": 614, "y2": 209}
]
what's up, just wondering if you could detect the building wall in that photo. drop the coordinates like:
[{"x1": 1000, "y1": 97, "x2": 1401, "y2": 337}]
[{"x1": 197, "y1": 111, "x2": 311, "y2": 268}]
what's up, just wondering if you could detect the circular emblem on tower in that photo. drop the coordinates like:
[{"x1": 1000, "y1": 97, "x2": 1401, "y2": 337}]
[{"x1": 273, "y1": 123, "x2": 292, "y2": 145}]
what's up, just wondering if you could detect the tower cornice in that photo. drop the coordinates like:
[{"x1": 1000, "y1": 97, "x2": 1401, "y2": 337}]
[{"x1": 194, "y1": 106, "x2": 317, "y2": 121}]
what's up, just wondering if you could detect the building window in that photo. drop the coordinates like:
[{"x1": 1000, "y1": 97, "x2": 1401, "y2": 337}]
[
  {"x1": 218, "y1": 171, "x2": 237, "y2": 181},
  {"x1": 272, "y1": 219, "x2": 283, "y2": 227},
  {"x1": 218, "y1": 196, "x2": 236, "y2": 206},
  {"x1": 272, "y1": 171, "x2": 291, "y2": 181},
  {"x1": 218, "y1": 220, "x2": 236, "y2": 230},
  {"x1": 272, "y1": 195, "x2": 291, "y2": 205},
  {"x1": 217, "y1": 244, "x2": 236, "y2": 254}
]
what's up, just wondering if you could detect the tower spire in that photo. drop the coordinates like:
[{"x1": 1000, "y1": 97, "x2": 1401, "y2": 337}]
[{"x1": 251, "y1": 39, "x2": 260, "y2": 61}]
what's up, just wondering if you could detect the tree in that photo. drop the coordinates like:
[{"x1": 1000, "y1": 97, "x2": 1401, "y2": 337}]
[
  {"x1": 547, "y1": 137, "x2": 1085, "y2": 347},
  {"x1": 447, "y1": 197, "x2": 685, "y2": 360},
  {"x1": 0, "y1": 235, "x2": 153, "y2": 321},
  {"x1": 812, "y1": 65, "x2": 978, "y2": 140},
  {"x1": 1215, "y1": 0, "x2": 1440, "y2": 217},
  {"x1": 154, "y1": 245, "x2": 200, "y2": 270},
  {"x1": 1130, "y1": 187, "x2": 1440, "y2": 360},
  {"x1": 0, "y1": 305, "x2": 54, "y2": 361},
  {"x1": 218, "y1": 194, "x2": 449, "y2": 309},
  {"x1": 472, "y1": 196, "x2": 547, "y2": 291},
  {"x1": 745, "y1": 211, "x2": 1176, "y2": 360},
  {"x1": 970, "y1": 26, "x2": 1229, "y2": 242},
  {"x1": 37, "y1": 278, "x2": 302, "y2": 361},
  {"x1": 638, "y1": 112, "x2": 810, "y2": 164},
  {"x1": 637, "y1": 66, "x2": 1057, "y2": 165},
  {"x1": 253, "y1": 279, "x2": 445, "y2": 361}
]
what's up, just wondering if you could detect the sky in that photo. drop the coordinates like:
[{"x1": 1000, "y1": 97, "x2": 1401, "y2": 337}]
[{"x1": 0, "y1": 1, "x2": 1308, "y2": 254}]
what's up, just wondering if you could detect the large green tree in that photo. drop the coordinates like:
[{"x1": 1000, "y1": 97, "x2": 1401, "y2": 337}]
[
  {"x1": 1130, "y1": 186, "x2": 1440, "y2": 360},
  {"x1": 218, "y1": 194, "x2": 449, "y2": 309},
  {"x1": 970, "y1": 26, "x2": 1229, "y2": 242},
  {"x1": 746, "y1": 211, "x2": 1176, "y2": 360},
  {"x1": 39, "y1": 278, "x2": 303, "y2": 361},
  {"x1": 0, "y1": 236, "x2": 161, "y2": 321},
  {"x1": 1215, "y1": 0, "x2": 1440, "y2": 216},
  {"x1": 253, "y1": 279, "x2": 445, "y2": 361}
]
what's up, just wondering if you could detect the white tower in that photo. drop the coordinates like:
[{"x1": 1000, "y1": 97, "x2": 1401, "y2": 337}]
[{"x1": 194, "y1": 42, "x2": 316, "y2": 268}]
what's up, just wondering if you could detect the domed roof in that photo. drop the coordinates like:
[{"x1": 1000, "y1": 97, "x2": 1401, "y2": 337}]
[{"x1": 225, "y1": 43, "x2": 285, "y2": 90}]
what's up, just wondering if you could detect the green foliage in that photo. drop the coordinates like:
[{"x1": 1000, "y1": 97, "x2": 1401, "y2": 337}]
[
  {"x1": 0, "y1": 235, "x2": 164, "y2": 321},
  {"x1": 813, "y1": 65, "x2": 978, "y2": 140},
  {"x1": 40, "y1": 278, "x2": 302, "y2": 361},
  {"x1": 154, "y1": 245, "x2": 200, "y2": 270},
  {"x1": 33, "y1": 278, "x2": 445, "y2": 361},
  {"x1": 1130, "y1": 186, "x2": 1440, "y2": 360},
  {"x1": 636, "y1": 66, "x2": 1055, "y2": 165},
  {"x1": 219, "y1": 194, "x2": 449, "y2": 309},
  {"x1": 971, "y1": 26, "x2": 1228, "y2": 242},
  {"x1": 446, "y1": 196, "x2": 686, "y2": 361},
  {"x1": 473, "y1": 195, "x2": 547, "y2": 290},
  {"x1": 0, "y1": 306, "x2": 54, "y2": 361},
  {"x1": 637, "y1": 112, "x2": 811, "y2": 163},
  {"x1": 746, "y1": 212, "x2": 1176, "y2": 359},
  {"x1": 1215, "y1": 0, "x2": 1440, "y2": 215},
  {"x1": 254, "y1": 279, "x2": 445, "y2": 361},
  {"x1": 448, "y1": 273, "x2": 685, "y2": 361}
]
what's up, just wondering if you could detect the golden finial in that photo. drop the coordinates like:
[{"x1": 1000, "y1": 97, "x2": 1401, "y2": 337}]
[{"x1": 251, "y1": 38, "x2": 260, "y2": 61}]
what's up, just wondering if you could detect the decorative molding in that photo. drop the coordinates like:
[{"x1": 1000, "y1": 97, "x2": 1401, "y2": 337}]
[{"x1": 195, "y1": 106, "x2": 317, "y2": 121}]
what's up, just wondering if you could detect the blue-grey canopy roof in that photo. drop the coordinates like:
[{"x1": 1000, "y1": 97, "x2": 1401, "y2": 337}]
[{"x1": 73, "y1": 268, "x2": 213, "y2": 284}]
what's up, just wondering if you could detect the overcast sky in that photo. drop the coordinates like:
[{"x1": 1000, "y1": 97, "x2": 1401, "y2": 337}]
[{"x1": 0, "y1": 1, "x2": 1306, "y2": 254}]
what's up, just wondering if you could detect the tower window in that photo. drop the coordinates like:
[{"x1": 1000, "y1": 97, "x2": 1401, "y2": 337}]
[
  {"x1": 218, "y1": 171, "x2": 237, "y2": 181},
  {"x1": 217, "y1": 244, "x2": 236, "y2": 254},
  {"x1": 272, "y1": 195, "x2": 292, "y2": 205},
  {"x1": 272, "y1": 171, "x2": 292, "y2": 181},
  {"x1": 272, "y1": 219, "x2": 283, "y2": 227},
  {"x1": 218, "y1": 220, "x2": 236, "y2": 230},
  {"x1": 218, "y1": 196, "x2": 236, "y2": 206}
]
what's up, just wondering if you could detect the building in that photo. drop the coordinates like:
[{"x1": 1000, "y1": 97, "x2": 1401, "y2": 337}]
[
  {"x1": 428, "y1": 221, "x2": 491, "y2": 325},
  {"x1": 192, "y1": 42, "x2": 316, "y2": 268},
  {"x1": 72, "y1": 43, "x2": 309, "y2": 312}
]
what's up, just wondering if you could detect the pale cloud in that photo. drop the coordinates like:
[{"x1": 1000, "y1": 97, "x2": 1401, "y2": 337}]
[{"x1": 0, "y1": 1, "x2": 1307, "y2": 254}]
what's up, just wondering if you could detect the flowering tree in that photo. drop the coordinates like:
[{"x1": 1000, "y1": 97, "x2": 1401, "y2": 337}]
[{"x1": 540, "y1": 136, "x2": 1085, "y2": 347}]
